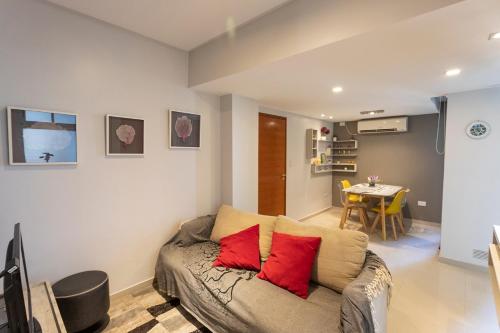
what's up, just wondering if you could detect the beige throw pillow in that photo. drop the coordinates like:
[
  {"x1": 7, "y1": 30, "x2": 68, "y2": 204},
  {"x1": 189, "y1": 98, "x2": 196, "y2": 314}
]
[
  {"x1": 210, "y1": 205, "x2": 277, "y2": 261},
  {"x1": 275, "y1": 216, "x2": 368, "y2": 292}
]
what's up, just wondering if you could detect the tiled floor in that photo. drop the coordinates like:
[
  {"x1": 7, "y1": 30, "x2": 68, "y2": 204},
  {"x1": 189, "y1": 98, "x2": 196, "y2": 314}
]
[
  {"x1": 104, "y1": 286, "x2": 207, "y2": 333},
  {"x1": 306, "y1": 207, "x2": 498, "y2": 333}
]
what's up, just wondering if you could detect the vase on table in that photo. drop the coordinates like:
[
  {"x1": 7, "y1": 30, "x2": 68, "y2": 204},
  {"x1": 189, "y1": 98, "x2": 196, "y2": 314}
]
[{"x1": 368, "y1": 175, "x2": 380, "y2": 187}]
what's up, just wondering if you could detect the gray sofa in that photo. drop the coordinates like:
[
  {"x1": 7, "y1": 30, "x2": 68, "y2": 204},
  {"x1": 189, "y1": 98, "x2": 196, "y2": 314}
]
[{"x1": 155, "y1": 215, "x2": 391, "y2": 333}]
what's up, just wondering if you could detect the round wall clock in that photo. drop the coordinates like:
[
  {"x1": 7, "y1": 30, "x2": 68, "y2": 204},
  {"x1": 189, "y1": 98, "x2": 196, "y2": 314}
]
[{"x1": 466, "y1": 120, "x2": 490, "y2": 139}]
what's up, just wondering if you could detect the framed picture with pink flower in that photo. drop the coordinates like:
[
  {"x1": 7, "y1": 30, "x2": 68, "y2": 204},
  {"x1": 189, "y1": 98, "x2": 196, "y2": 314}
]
[
  {"x1": 106, "y1": 115, "x2": 144, "y2": 156},
  {"x1": 169, "y1": 110, "x2": 201, "y2": 149}
]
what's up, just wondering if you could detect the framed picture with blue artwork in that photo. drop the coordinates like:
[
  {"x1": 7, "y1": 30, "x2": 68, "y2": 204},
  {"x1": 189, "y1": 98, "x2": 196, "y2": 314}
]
[
  {"x1": 7, "y1": 106, "x2": 78, "y2": 165},
  {"x1": 169, "y1": 110, "x2": 201, "y2": 149},
  {"x1": 106, "y1": 115, "x2": 144, "y2": 156}
]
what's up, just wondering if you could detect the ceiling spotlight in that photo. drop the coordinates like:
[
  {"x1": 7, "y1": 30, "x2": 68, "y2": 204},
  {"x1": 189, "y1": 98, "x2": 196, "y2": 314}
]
[
  {"x1": 489, "y1": 32, "x2": 500, "y2": 40},
  {"x1": 328, "y1": 116, "x2": 333, "y2": 120},
  {"x1": 360, "y1": 110, "x2": 384, "y2": 115},
  {"x1": 332, "y1": 86, "x2": 343, "y2": 93},
  {"x1": 445, "y1": 68, "x2": 461, "y2": 77},
  {"x1": 321, "y1": 114, "x2": 326, "y2": 118}
]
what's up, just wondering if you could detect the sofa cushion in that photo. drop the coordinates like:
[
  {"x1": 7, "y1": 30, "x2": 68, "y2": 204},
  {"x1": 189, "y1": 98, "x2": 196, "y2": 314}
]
[
  {"x1": 213, "y1": 224, "x2": 261, "y2": 271},
  {"x1": 257, "y1": 232, "x2": 321, "y2": 298},
  {"x1": 210, "y1": 205, "x2": 277, "y2": 261},
  {"x1": 275, "y1": 216, "x2": 368, "y2": 292}
]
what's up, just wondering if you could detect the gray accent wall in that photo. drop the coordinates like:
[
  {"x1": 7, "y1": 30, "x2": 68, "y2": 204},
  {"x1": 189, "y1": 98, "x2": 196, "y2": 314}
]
[{"x1": 332, "y1": 114, "x2": 444, "y2": 223}]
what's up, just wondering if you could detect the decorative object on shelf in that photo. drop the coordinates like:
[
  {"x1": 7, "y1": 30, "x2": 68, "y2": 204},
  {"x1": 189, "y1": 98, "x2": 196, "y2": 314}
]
[
  {"x1": 7, "y1": 106, "x2": 78, "y2": 165},
  {"x1": 368, "y1": 175, "x2": 381, "y2": 187},
  {"x1": 320, "y1": 127, "x2": 330, "y2": 140},
  {"x1": 466, "y1": 120, "x2": 490, "y2": 139},
  {"x1": 106, "y1": 115, "x2": 144, "y2": 156},
  {"x1": 320, "y1": 153, "x2": 327, "y2": 164},
  {"x1": 170, "y1": 110, "x2": 201, "y2": 148},
  {"x1": 311, "y1": 157, "x2": 321, "y2": 166},
  {"x1": 332, "y1": 134, "x2": 338, "y2": 142}
]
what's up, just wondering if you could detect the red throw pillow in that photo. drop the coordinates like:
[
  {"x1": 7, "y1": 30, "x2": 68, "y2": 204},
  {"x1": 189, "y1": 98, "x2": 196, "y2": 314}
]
[
  {"x1": 213, "y1": 224, "x2": 261, "y2": 271},
  {"x1": 257, "y1": 232, "x2": 321, "y2": 298}
]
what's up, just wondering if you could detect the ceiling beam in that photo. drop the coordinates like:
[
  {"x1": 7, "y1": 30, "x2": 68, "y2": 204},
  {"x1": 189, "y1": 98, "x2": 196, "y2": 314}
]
[{"x1": 188, "y1": 0, "x2": 465, "y2": 87}]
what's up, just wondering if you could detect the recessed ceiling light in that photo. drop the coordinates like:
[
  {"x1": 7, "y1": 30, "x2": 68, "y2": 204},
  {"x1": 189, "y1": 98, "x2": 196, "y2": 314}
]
[
  {"x1": 328, "y1": 116, "x2": 333, "y2": 120},
  {"x1": 489, "y1": 32, "x2": 500, "y2": 40},
  {"x1": 332, "y1": 86, "x2": 343, "y2": 93},
  {"x1": 320, "y1": 114, "x2": 326, "y2": 118},
  {"x1": 445, "y1": 68, "x2": 461, "y2": 77}
]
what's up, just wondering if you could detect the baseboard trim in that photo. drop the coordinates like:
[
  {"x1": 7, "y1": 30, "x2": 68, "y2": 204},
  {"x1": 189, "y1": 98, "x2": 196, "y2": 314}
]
[
  {"x1": 298, "y1": 206, "x2": 333, "y2": 221},
  {"x1": 326, "y1": 205, "x2": 442, "y2": 226},
  {"x1": 408, "y1": 218, "x2": 441, "y2": 227},
  {"x1": 111, "y1": 277, "x2": 154, "y2": 300},
  {"x1": 438, "y1": 256, "x2": 488, "y2": 272}
]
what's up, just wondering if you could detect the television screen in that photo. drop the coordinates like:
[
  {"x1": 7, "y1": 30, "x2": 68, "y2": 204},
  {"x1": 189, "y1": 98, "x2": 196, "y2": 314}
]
[
  {"x1": 2, "y1": 224, "x2": 39, "y2": 333},
  {"x1": 7, "y1": 107, "x2": 78, "y2": 165}
]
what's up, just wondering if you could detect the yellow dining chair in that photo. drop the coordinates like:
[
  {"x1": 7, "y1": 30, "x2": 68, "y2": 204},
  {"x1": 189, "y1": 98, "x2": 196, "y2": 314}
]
[
  {"x1": 341, "y1": 180, "x2": 362, "y2": 202},
  {"x1": 339, "y1": 180, "x2": 369, "y2": 230},
  {"x1": 370, "y1": 190, "x2": 407, "y2": 240},
  {"x1": 380, "y1": 188, "x2": 410, "y2": 224},
  {"x1": 340, "y1": 180, "x2": 369, "y2": 216}
]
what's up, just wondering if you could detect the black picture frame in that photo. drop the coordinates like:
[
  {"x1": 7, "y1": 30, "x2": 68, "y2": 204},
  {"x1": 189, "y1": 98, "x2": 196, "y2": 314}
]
[{"x1": 106, "y1": 115, "x2": 144, "y2": 155}]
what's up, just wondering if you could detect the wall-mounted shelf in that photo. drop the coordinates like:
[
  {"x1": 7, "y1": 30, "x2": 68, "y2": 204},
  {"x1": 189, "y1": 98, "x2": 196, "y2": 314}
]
[
  {"x1": 332, "y1": 154, "x2": 357, "y2": 157},
  {"x1": 311, "y1": 163, "x2": 357, "y2": 174},
  {"x1": 333, "y1": 139, "x2": 357, "y2": 143},
  {"x1": 306, "y1": 128, "x2": 333, "y2": 159},
  {"x1": 306, "y1": 129, "x2": 318, "y2": 159},
  {"x1": 332, "y1": 139, "x2": 358, "y2": 149},
  {"x1": 309, "y1": 137, "x2": 359, "y2": 174}
]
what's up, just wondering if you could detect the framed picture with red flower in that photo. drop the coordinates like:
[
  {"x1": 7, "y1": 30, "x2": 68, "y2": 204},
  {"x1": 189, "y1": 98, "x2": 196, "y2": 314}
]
[
  {"x1": 169, "y1": 110, "x2": 201, "y2": 149},
  {"x1": 106, "y1": 115, "x2": 144, "y2": 156}
]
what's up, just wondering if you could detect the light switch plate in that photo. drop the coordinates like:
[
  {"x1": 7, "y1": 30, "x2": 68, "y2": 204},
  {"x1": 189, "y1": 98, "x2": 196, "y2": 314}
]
[{"x1": 417, "y1": 201, "x2": 427, "y2": 207}]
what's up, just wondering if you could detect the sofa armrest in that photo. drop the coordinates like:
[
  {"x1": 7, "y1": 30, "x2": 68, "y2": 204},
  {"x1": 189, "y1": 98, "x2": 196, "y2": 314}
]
[
  {"x1": 340, "y1": 251, "x2": 391, "y2": 333},
  {"x1": 168, "y1": 215, "x2": 216, "y2": 247}
]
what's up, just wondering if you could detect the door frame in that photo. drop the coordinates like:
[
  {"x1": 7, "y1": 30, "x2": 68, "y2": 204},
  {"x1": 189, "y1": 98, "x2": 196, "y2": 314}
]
[{"x1": 258, "y1": 112, "x2": 287, "y2": 215}]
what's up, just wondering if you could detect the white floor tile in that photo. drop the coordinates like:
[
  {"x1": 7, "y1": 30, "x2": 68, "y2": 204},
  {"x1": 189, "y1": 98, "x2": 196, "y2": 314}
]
[{"x1": 304, "y1": 207, "x2": 498, "y2": 333}]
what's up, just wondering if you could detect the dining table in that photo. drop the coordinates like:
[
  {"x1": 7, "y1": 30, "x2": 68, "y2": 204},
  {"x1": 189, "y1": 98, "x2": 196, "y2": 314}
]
[{"x1": 340, "y1": 183, "x2": 403, "y2": 240}]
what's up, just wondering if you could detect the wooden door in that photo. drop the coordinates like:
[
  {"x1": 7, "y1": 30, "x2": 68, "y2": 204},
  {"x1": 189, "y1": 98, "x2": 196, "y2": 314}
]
[{"x1": 258, "y1": 113, "x2": 286, "y2": 216}]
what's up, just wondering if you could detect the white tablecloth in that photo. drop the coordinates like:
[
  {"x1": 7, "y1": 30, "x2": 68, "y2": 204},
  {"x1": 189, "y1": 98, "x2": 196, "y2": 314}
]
[{"x1": 343, "y1": 184, "x2": 402, "y2": 197}]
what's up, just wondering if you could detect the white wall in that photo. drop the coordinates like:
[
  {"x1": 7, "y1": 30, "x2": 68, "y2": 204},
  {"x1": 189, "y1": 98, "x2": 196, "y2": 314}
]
[
  {"x1": 440, "y1": 86, "x2": 500, "y2": 266},
  {"x1": 231, "y1": 96, "x2": 260, "y2": 212},
  {"x1": 221, "y1": 94, "x2": 332, "y2": 219},
  {"x1": 220, "y1": 96, "x2": 233, "y2": 206},
  {"x1": 279, "y1": 109, "x2": 333, "y2": 219},
  {"x1": 0, "y1": 0, "x2": 221, "y2": 293}
]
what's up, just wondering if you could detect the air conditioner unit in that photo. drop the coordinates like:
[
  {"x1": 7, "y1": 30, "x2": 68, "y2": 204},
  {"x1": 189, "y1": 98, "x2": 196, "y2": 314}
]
[{"x1": 357, "y1": 117, "x2": 408, "y2": 134}]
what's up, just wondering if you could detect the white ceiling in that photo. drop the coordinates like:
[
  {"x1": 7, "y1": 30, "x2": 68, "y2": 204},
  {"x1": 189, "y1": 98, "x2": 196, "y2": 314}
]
[
  {"x1": 193, "y1": 0, "x2": 500, "y2": 120},
  {"x1": 46, "y1": 0, "x2": 291, "y2": 50}
]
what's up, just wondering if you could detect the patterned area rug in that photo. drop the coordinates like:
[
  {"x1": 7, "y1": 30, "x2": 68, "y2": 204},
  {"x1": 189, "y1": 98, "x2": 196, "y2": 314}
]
[
  {"x1": 129, "y1": 297, "x2": 211, "y2": 333},
  {"x1": 104, "y1": 286, "x2": 211, "y2": 333}
]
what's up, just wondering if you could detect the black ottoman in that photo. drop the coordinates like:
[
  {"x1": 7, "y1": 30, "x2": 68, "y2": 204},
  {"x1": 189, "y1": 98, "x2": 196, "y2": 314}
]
[{"x1": 52, "y1": 271, "x2": 110, "y2": 333}]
